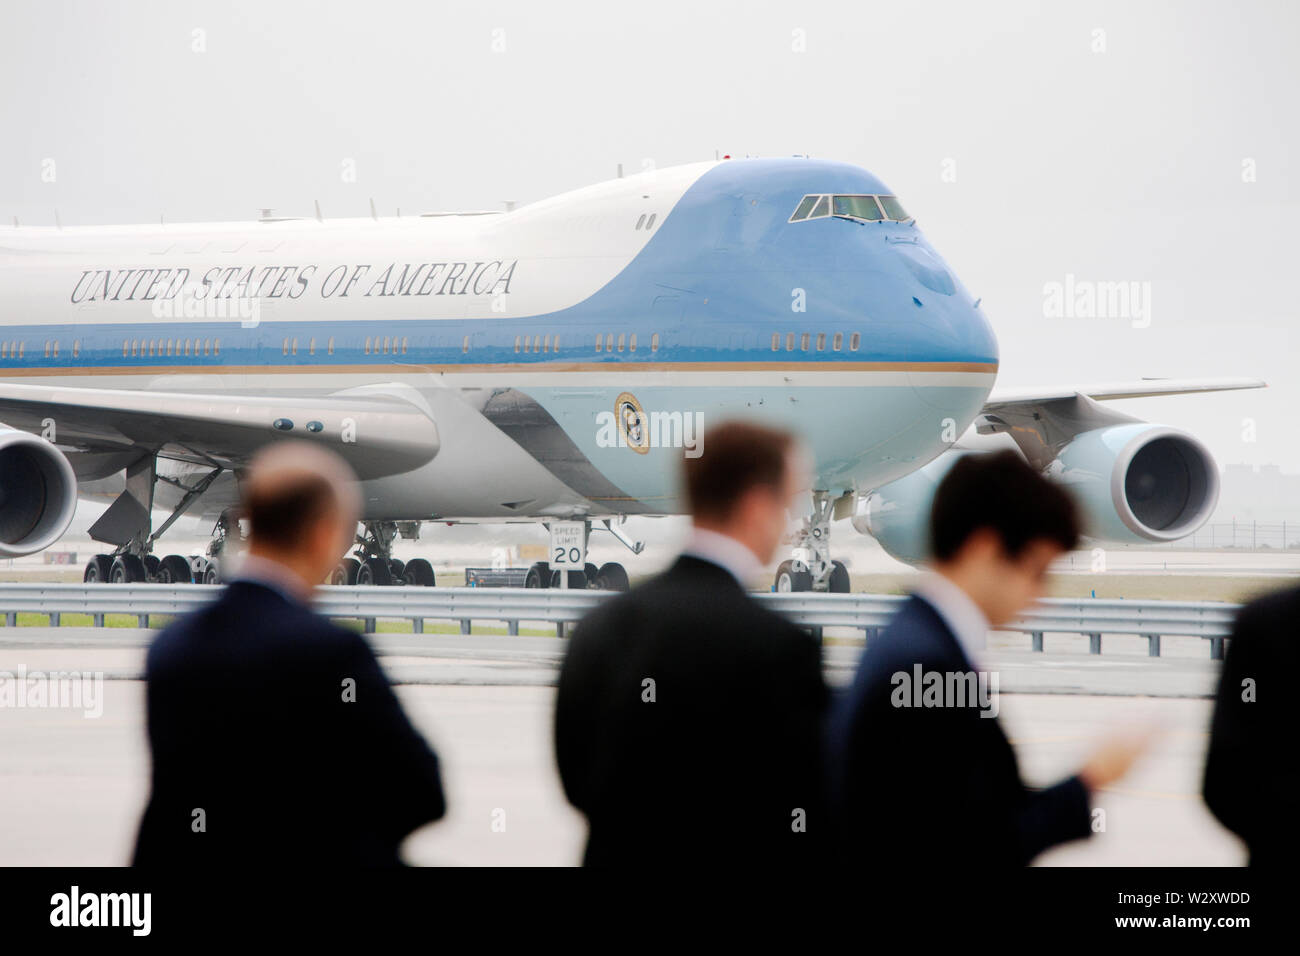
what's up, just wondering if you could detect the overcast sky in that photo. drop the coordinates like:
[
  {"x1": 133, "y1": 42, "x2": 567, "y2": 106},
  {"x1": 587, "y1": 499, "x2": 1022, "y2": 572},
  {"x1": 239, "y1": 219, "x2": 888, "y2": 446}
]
[{"x1": 3, "y1": 0, "x2": 1296, "y2": 471}]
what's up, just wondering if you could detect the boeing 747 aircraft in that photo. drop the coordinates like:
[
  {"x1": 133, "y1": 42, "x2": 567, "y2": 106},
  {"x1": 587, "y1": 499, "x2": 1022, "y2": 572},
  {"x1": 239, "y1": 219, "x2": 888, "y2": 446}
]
[{"x1": 0, "y1": 158, "x2": 1263, "y2": 590}]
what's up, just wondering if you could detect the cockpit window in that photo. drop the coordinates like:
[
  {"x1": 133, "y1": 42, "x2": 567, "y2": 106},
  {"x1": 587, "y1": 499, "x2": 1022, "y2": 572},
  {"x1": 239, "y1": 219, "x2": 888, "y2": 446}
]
[
  {"x1": 790, "y1": 193, "x2": 910, "y2": 224},
  {"x1": 877, "y1": 195, "x2": 909, "y2": 221},
  {"x1": 789, "y1": 195, "x2": 819, "y2": 222},
  {"x1": 833, "y1": 195, "x2": 883, "y2": 221}
]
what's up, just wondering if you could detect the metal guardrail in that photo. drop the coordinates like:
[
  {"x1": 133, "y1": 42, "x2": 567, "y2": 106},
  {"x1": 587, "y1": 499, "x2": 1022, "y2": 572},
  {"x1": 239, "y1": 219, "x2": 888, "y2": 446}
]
[{"x1": 0, "y1": 583, "x2": 1241, "y2": 659}]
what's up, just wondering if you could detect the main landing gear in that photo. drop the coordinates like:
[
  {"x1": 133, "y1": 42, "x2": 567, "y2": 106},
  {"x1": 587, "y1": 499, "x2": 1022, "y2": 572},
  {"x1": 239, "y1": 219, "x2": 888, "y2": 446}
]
[
  {"x1": 83, "y1": 461, "x2": 228, "y2": 585},
  {"x1": 773, "y1": 490, "x2": 851, "y2": 593},
  {"x1": 523, "y1": 560, "x2": 630, "y2": 591},
  {"x1": 522, "y1": 518, "x2": 635, "y2": 592},
  {"x1": 330, "y1": 521, "x2": 435, "y2": 587}
]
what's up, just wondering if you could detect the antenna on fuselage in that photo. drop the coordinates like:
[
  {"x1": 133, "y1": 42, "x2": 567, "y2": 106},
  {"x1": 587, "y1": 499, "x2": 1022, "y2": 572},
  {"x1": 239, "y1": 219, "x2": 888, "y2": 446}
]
[{"x1": 314, "y1": 199, "x2": 323, "y2": 222}]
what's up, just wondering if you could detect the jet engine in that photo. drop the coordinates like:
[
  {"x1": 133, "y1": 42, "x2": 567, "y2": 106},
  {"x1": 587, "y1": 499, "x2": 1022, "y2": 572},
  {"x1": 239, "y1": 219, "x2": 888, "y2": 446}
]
[
  {"x1": 853, "y1": 423, "x2": 1219, "y2": 565},
  {"x1": 0, "y1": 430, "x2": 78, "y2": 557}
]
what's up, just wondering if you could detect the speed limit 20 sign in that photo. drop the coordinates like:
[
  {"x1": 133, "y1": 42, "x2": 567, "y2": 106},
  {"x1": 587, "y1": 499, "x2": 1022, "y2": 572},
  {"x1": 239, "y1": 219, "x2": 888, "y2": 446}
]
[{"x1": 549, "y1": 521, "x2": 587, "y2": 569}]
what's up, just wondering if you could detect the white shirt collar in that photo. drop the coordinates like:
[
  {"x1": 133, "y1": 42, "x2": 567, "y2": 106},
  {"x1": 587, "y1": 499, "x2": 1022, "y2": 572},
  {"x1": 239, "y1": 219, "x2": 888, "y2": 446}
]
[
  {"x1": 681, "y1": 527, "x2": 763, "y2": 588},
  {"x1": 912, "y1": 571, "x2": 990, "y2": 665},
  {"x1": 229, "y1": 553, "x2": 313, "y2": 604}
]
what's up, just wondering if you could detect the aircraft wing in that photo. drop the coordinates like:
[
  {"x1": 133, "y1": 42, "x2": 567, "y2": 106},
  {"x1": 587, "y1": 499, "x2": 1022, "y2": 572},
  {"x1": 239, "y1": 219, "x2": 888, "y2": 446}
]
[
  {"x1": 976, "y1": 376, "x2": 1266, "y2": 470},
  {"x1": 0, "y1": 382, "x2": 439, "y2": 480},
  {"x1": 984, "y1": 376, "x2": 1266, "y2": 406}
]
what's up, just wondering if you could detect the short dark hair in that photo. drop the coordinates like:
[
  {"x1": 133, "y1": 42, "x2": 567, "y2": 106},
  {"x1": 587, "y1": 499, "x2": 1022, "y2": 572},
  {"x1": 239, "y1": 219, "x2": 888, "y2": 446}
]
[
  {"x1": 683, "y1": 421, "x2": 796, "y2": 522},
  {"x1": 243, "y1": 472, "x2": 338, "y2": 550},
  {"x1": 929, "y1": 450, "x2": 1080, "y2": 562}
]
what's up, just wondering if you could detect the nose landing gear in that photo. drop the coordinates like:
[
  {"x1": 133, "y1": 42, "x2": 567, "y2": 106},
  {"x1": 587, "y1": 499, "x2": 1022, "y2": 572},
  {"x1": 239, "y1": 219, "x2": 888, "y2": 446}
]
[{"x1": 773, "y1": 490, "x2": 852, "y2": 593}]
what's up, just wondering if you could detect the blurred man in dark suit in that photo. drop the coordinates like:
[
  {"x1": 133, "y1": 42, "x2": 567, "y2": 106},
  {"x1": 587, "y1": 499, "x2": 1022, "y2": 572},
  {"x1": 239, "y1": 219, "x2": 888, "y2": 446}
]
[
  {"x1": 133, "y1": 442, "x2": 445, "y2": 867},
  {"x1": 1204, "y1": 583, "x2": 1299, "y2": 866},
  {"x1": 830, "y1": 450, "x2": 1147, "y2": 866},
  {"x1": 555, "y1": 421, "x2": 827, "y2": 866}
]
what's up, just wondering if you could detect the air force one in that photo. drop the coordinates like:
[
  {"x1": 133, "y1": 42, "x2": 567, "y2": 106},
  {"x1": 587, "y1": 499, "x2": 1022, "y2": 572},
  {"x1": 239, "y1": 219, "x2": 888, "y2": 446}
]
[{"x1": 0, "y1": 158, "x2": 1263, "y2": 590}]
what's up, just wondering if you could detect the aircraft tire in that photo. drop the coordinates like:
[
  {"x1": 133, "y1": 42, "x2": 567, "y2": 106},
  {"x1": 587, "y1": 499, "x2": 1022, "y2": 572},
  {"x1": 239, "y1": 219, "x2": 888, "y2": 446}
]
[
  {"x1": 774, "y1": 561, "x2": 812, "y2": 593},
  {"x1": 594, "y1": 562, "x2": 630, "y2": 592},
  {"x1": 357, "y1": 557, "x2": 393, "y2": 586},
  {"x1": 157, "y1": 554, "x2": 193, "y2": 584},
  {"x1": 84, "y1": 555, "x2": 113, "y2": 583},
  {"x1": 403, "y1": 558, "x2": 436, "y2": 586},
  {"x1": 111, "y1": 554, "x2": 147, "y2": 584}
]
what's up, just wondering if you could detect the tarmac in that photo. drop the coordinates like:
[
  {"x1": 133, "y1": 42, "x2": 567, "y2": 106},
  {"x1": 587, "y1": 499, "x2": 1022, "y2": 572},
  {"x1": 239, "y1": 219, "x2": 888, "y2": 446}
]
[{"x1": 0, "y1": 625, "x2": 1246, "y2": 866}]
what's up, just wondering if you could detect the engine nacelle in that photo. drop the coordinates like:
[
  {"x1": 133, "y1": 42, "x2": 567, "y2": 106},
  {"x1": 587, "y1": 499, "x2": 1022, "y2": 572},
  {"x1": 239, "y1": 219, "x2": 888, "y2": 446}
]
[
  {"x1": 1048, "y1": 423, "x2": 1219, "y2": 544},
  {"x1": 851, "y1": 451, "x2": 965, "y2": 565},
  {"x1": 853, "y1": 423, "x2": 1220, "y2": 565},
  {"x1": 0, "y1": 430, "x2": 78, "y2": 557}
]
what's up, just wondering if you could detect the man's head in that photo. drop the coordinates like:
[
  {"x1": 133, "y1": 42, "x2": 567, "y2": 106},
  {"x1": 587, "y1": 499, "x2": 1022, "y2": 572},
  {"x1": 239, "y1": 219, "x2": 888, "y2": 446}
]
[
  {"x1": 682, "y1": 421, "x2": 807, "y2": 564},
  {"x1": 240, "y1": 441, "x2": 362, "y2": 587},
  {"x1": 928, "y1": 450, "x2": 1080, "y2": 625}
]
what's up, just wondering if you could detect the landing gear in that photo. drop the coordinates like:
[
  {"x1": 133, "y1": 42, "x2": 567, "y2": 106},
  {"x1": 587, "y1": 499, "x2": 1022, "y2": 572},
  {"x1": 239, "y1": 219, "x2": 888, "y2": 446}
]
[
  {"x1": 524, "y1": 561, "x2": 550, "y2": 588},
  {"x1": 341, "y1": 521, "x2": 436, "y2": 586},
  {"x1": 357, "y1": 556, "x2": 393, "y2": 586},
  {"x1": 84, "y1": 555, "x2": 112, "y2": 583},
  {"x1": 773, "y1": 490, "x2": 852, "y2": 593},
  {"x1": 592, "y1": 562, "x2": 629, "y2": 592},
  {"x1": 110, "y1": 554, "x2": 147, "y2": 584},
  {"x1": 157, "y1": 554, "x2": 193, "y2": 584},
  {"x1": 551, "y1": 568, "x2": 587, "y2": 589},
  {"x1": 331, "y1": 557, "x2": 360, "y2": 585},
  {"x1": 774, "y1": 560, "x2": 812, "y2": 593},
  {"x1": 403, "y1": 558, "x2": 436, "y2": 587}
]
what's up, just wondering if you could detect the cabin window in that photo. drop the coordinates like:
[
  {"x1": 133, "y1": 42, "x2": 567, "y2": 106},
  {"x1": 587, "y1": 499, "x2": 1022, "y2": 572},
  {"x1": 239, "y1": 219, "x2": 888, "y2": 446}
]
[
  {"x1": 515, "y1": 335, "x2": 522, "y2": 353},
  {"x1": 629, "y1": 333, "x2": 636, "y2": 353},
  {"x1": 850, "y1": 332, "x2": 861, "y2": 351},
  {"x1": 645, "y1": 213, "x2": 656, "y2": 230},
  {"x1": 832, "y1": 332, "x2": 843, "y2": 351},
  {"x1": 327, "y1": 336, "x2": 335, "y2": 355},
  {"x1": 800, "y1": 333, "x2": 810, "y2": 351},
  {"x1": 617, "y1": 334, "x2": 625, "y2": 352},
  {"x1": 365, "y1": 337, "x2": 372, "y2": 355},
  {"x1": 213, "y1": 339, "x2": 220, "y2": 356},
  {"x1": 785, "y1": 332, "x2": 795, "y2": 352},
  {"x1": 816, "y1": 332, "x2": 826, "y2": 351},
  {"x1": 651, "y1": 333, "x2": 659, "y2": 352}
]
